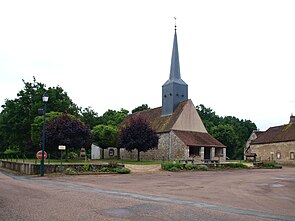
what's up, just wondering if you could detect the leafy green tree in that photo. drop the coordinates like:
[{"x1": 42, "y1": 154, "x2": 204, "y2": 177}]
[
  {"x1": 92, "y1": 125, "x2": 118, "y2": 159},
  {"x1": 196, "y1": 104, "x2": 257, "y2": 159},
  {"x1": 45, "y1": 113, "x2": 91, "y2": 157},
  {"x1": 196, "y1": 104, "x2": 220, "y2": 134},
  {"x1": 31, "y1": 112, "x2": 62, "y2": 146},
  {"x1": 211, "y1": 124, "x2": 240, "y2": 159},
  {"x1": 79, "y1": 107, "x2": 101, "y2": 129},
  {"x1": 118, "y1": 116, "x2": 159, "y2": 161},
  {"x1": 98, "y1": 108, "x2": 129, "y2": 127},
  {"x1": 132, "y1": 104, "x2": 150, "y2": 113},
  {"x1": 0, "y1": 77, "x2": 79, "y2": 156}
]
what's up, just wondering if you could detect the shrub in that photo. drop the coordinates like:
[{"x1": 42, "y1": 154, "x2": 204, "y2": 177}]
[
  {"x1": 4, "y1": 147, "x2": 21, "y2": 155},
  {"x1": 193, "y1": 165, "x2": 208, "y2": 171},
  {"x1": 98, "y1": 167, "x2": 111, "y2": 172},
  {"x1": 161, "y1": 162, "x2": 184, "y2": 171},
  {"x1": 257, "y1": 162, "x2": 282, "y2": 169},
  {"x1": 68, "y1": 151, "x2": 78, "y2": 159},
  {"x1": 226, "y1": 163, "x2": 248, "y2": 169},
  {"x1": 82, "y1": 163, "x2": 90, "y2": 171},
  {"x1": 115, "y1": 167, "x2": 131, "y2": 174},
  {"x1": 185, "y1": 163, "x2": 194, "y2": 170},
  {"x1": 168, "y1": 166, "x2": 180, "y2": 172}
]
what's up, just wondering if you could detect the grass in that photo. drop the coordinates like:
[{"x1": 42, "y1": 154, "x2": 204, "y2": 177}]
[{"x1": 0, "y1": 158, "x2": 163, "y2": 165}]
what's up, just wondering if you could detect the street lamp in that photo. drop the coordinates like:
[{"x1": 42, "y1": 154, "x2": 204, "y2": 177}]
[{"x1": 40, "y1": 93, "x2": 49, "y2": 176}]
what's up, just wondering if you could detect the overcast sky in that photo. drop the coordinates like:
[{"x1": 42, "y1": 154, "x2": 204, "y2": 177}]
[{"x1": 0, "y1": 0, "x2": 294, "y2": 131}]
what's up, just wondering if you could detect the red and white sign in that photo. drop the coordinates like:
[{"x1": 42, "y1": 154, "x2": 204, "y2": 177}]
[{"x1": 36, "y1": 150, "x2": 47, "y2": 160}]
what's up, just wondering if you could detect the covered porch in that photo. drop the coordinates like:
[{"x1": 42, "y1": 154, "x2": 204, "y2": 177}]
[{"x1": 188, "y1": 146, "x2": 226, "y2": 163}]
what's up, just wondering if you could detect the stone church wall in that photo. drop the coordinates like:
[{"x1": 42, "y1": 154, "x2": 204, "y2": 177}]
[
  {"x1": 119, "y1": 131, "x2": 188, "y2": 161},
  {"x1": 251, "y1": 141, "x2": 295, "y2": 165}
]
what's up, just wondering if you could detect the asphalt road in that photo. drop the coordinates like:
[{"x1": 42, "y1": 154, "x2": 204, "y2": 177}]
[{"x1": 0, "y1": 167, "x2": 294, "y2": 221}]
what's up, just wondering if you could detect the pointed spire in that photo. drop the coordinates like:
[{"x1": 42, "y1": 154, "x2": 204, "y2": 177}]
[
  {"x1": 162, "y1": 19, "x2": 188, "y2": 116},
  {"x1": 166, "y1": 18, "x2": 186, "y2": 85},
  {"x1": 169, "y1": 29, "x2": 181, "y2": 80}
]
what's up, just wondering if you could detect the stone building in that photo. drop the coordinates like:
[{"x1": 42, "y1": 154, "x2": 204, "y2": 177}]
[
  {"x1": 245, "y1": 116, "x2": 295, "y2": 165},
  {"x1": 119, "y1": 27, "x2": 226, "y2": 162},
  {"x1": 244, "y1": 130, "x2": 265, "y2": 161}
]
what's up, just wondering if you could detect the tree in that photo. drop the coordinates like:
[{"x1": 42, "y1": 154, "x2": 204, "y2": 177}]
[
  {"x1": 98, "y1": 108, "x2": 129, "y2": 127},
  {"x1": 196, "y1": 104, "x2": 220, "y2": 134},
  {"x1": 45, "y1": 113, "x2": 92, "y2": 157},
  {"x1": 0, "y1": 77, "x2": 79, "y2": 156},
  {"x1": 196, "y1": 104, "x2": 257, "y2": 159},
  {"x1": 31, "y1": 112, "x2": 62, "y2": 146},
  {"x1": 211, "y1": 124, "x2": 240, "y2": 159},
  {"x1": 118, "y1": 116, "x2": 159, "y2": 161},
  {"x1": 132, "y1": 104, "x2": 150, "y2": 113},
  {"x1": 92, "y1": 125, "x2": 118, "y2": 159},
  {"x1": 79, "y1": 107, "x2": 101, "y2": 129}
]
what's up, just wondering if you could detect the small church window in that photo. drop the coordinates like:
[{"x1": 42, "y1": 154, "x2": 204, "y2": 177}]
[
  {"x1": 176, "y1": 93, "x2": 179, "y2": 96},
  {"x1": 164, "y1": 95, "x2": 167, "y2": 98},
  {"x1": 276, "y1": 151, "x2": 281, "y2": 159},
  {"x1": 290, "y1": 152, "x2": 294, "y2": 160},
  {"x1": 169, "y1": 93, "x2": 172, "y2": 96},
  {"x1": 181, "y1": 94, "x2": 184, "y2": 97}
]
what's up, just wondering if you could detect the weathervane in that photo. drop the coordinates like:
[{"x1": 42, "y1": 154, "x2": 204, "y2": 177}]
[{"x1": 174, "y1": 16, "x2": 177, "y2": 31}]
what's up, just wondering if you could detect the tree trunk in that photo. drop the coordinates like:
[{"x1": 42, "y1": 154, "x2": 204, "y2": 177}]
[
  {"x1": 137, "y1": 150, "x2": 140, "y2": 161},
  {"x1": 101, "y1": 148, "x2": 104, "y2": 159},
  {"x1": 116, "y1": 147, "x2": 120, "y2": 159}
]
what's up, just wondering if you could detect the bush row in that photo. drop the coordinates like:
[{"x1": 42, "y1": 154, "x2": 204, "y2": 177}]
[
  {"x1": 161, "y1": 162, "x2": 250, "y2": 172},
  {"x1": 254, "y1": 162, "x2": 282, "y2": 169},
  {"x1": 161, "y1": 162, "x2": 208, "y2": 172},
  {"x1": 64, "y1": 163, "x2": 131, "y2": 175}
]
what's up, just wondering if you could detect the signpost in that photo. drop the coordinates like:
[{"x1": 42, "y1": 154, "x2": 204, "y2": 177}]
[{"x1": 58, "y1": 145, "x2": 66, "y2": 174}]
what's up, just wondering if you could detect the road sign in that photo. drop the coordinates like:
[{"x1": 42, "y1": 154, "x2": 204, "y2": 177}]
[
  {"x1": 58, "y1": 145, "x2": 66, "y2": 150},
  {"x1": 36, "y1": 150, "x2": 47, "y2": 160}
]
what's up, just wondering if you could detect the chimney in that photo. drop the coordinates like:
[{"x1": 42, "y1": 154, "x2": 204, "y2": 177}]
[{"x1": 290, "y1": 115, "x2": 295, "y2": 124}]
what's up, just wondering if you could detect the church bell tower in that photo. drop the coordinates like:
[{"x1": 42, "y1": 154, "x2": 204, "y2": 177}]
[{"x1": 162, "y1": 24, "x2": 188, "y2": 116}]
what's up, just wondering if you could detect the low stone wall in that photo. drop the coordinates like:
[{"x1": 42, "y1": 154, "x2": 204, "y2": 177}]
[
  {"x1": 0, "y1": 160, "x2": 60, "y2": 175},
  {"x1": 0, "y1": 160, "x2": 124, "y2": 175}
]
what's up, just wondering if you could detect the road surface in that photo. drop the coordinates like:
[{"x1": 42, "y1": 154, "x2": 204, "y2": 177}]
[{"x1": 0, "y1": 167, "x2": 294, "y2": 221}]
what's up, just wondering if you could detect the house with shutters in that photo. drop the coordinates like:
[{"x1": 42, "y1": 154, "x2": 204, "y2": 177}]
[
  {"x1": 245, "y1": 116, "x2": 295, "y2": 165},
  {"x1": 118, "y1": 26, "x2": 226, "y2": 162}
]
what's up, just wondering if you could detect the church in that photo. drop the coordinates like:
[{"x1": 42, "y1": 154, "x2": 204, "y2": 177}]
[{"x1": 119, "y1": 26, "x2": 226, "y2": 162}]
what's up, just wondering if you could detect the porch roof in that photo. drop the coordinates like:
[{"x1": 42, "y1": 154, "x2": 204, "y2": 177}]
[{"x1": 173, "y1": 130, "x2": 226, "y2": 148}]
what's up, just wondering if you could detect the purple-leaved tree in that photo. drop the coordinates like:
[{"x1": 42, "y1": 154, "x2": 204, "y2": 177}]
[
  {"x1": 118, "y1": 116, "x2": 158, "y2": 161},
  {"x1": 45, "y1": 113, "x2": 92, "y2": 157}
]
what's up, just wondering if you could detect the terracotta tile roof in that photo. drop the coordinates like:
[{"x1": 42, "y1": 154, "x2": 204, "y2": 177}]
[
  {"x1": 255, "y1": 131, "x2": 265, "y2": 137},
  {"x1": 251, "y1": 123, "x2": 295, "y2": 144},
  {"x1": 128, "y1": 100, "x2": 189, "y2": 133},
  {"x1": 173, "y1": 130, "x2": 226, "y2": 148}
]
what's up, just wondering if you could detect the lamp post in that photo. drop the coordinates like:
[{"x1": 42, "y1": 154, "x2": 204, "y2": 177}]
[{"x1": 40, "y1": 93, "x2": 49, "y2": 176}]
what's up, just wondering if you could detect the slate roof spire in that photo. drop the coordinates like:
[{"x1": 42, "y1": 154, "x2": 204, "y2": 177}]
[{"x1": 162, "y1": 20, "x2": 188, "y2": 116}]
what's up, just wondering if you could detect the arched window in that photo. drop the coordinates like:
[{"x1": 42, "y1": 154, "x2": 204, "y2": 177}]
[
  {"x1": 290, "y1": 152, "x2": 294, "y2": 160},
  {"x1": 276, "y1": 151, "x2": 281, "y2": 159}
]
